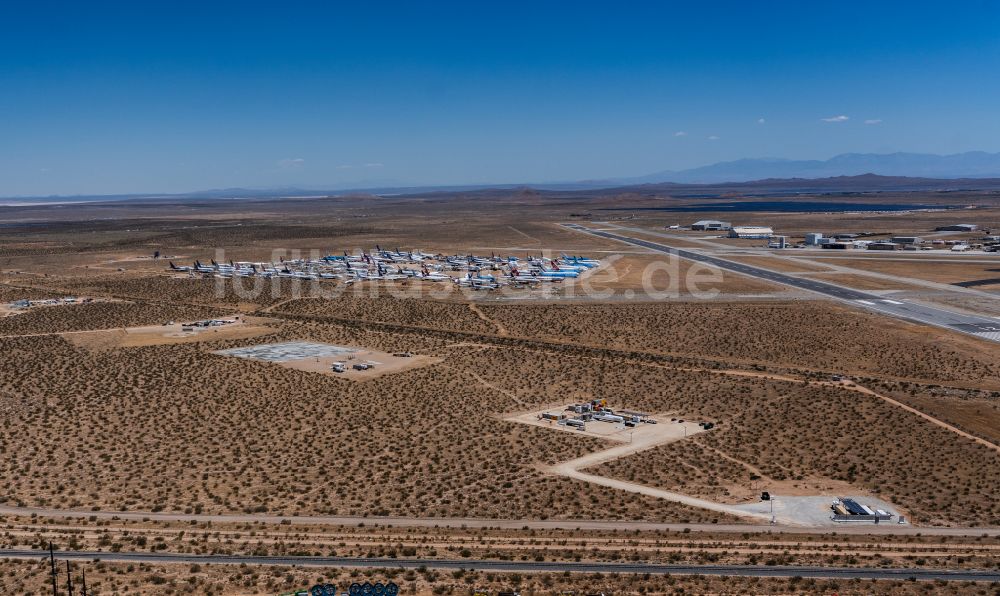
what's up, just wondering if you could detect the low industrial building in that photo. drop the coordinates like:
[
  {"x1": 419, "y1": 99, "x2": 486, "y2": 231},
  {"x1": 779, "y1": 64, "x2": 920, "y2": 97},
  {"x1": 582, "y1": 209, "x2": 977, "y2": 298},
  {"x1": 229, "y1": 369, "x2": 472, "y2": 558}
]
[
  {"x1": 821, "y1": 242, "x2": 853, "y2": 249},
  {"x1": 804, "y1": 232, "x2": 825, "y2": 246},
  {"x1": 890, "y1": 236, "x2": 922, "y2": 245},
  {"x1": 691, "y1": 220, "x2": 731, "y2": 231},
  {"x1": 728, "y1": 226, "x2": 774, "y2": 239},
  {"x1": 935, "y1": 224, "x2": 978, "y2": 232},
  {"x1": 867, "y1": 242, "x2": 899, "y2": 251}
]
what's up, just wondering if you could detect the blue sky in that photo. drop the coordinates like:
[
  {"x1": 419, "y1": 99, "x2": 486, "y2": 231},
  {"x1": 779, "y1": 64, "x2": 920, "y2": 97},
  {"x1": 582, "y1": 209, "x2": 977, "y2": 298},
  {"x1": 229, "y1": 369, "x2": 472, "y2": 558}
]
[{"x1": 2, "y1": 1, "x2": 999, "y2": 195}]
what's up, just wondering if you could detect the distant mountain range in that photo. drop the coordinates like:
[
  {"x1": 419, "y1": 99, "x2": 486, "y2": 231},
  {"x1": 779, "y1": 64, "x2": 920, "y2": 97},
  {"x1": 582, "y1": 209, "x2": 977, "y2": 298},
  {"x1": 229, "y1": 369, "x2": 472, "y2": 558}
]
[
  {"x1": 6, "y1": 152, "x2": 1000, "y2": 203},
  {"x1": 609, "y1": 151, "x2": 1000, "y2": 185}
]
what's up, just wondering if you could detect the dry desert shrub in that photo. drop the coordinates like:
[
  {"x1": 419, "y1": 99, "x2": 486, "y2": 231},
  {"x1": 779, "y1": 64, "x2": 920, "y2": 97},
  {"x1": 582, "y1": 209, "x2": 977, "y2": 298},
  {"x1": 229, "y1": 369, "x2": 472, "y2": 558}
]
[
  {"x1": 1, "y1": 559, "x2": 967, "y2": 596},
  {"x1": 3, "y1": 292, "x2": 998, "y2": 527},
  {"x1": 0, "y1": 301, "x2": 222, "y2": 335},
  {"x1": 454, "y1": 348, "x2": 1000, "y2": 526},
  {"x1": 277, "y1": 295, "x2": 495, "y2": 334},
  {"x1": 477, "y1": 301, "x2": 1000, "y2": 386},
  {"x1": 0, "y1": 283, "x2": 70, "y2": 302},
  {"x1": 0, "y1": 330, "x2": 731, "y2": 523},
  {"x1": 588, "y1": 439, "x2": 753, "y2": 502},
  {"x1": 50, "y1": 275, "x2": 301, "y2": 309}
]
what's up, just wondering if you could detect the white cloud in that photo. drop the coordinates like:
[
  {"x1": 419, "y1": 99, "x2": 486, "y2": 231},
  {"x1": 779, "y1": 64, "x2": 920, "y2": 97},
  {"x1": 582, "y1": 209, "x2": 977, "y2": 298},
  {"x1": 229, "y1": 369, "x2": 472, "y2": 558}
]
[
  {"x1": 707, "y1": 135, "x2": 720, "y2": 141},
  {"x1": 821, "y1": 115, "x2": 849, "y2": 123},
  {"x1": 277, "y1": 157, "x2": 305, "y2": 169},
  {"x1": 674, "y1": 131, "x2": 687, "y2": 137},
  {"x1": 864, "y1": 119, "x2": 883, "y2": 125},
  {"x1": 363, "y1": 162, "x2": 384, "y2": 168},
  {"x1": 757, "y1": 118, "x2": 766, "y2": 124},
  {"x1": 336, "y1": 164, "x2": 356, "y2": 170}
]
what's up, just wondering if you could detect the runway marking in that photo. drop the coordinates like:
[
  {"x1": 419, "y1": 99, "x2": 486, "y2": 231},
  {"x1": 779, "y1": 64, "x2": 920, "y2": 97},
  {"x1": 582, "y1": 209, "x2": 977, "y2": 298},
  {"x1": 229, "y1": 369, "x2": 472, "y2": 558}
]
[{"x1": 561, "y1": 223, "x2": 1000, "y2": 345}]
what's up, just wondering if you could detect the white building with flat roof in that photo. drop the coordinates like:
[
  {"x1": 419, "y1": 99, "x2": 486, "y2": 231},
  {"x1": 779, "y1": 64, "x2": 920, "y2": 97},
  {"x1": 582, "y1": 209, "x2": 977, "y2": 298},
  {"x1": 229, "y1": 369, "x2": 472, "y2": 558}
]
[
  {"x1": 691, "y1": 220, "x2": 731, "y2": 231},
  {"x1": 728, "y1": 226, "x2": 773, "y2": 239}
]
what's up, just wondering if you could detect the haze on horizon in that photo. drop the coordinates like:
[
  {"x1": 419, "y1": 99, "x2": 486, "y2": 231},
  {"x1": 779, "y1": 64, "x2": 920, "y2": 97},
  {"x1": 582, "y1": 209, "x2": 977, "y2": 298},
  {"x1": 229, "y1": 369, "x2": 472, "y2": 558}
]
[{"x1": 2, "y1": 1, "x2": 999, "y2": 196}]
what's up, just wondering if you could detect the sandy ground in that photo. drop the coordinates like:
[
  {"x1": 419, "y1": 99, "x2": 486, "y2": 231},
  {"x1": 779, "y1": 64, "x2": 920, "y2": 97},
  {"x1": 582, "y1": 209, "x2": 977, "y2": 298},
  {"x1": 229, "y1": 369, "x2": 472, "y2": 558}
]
[
  {"x1": 65, "y1": 318, "x2": 276, "y2": 350},
  {"x1": 278, "y1": 349, "x2": 442, "y2": 380},
  {"x1": 579, "y1": 253, "x2": 783, "y2": 296},
  {"x1": 726, "y1": 254, "x2": 837, "y2": 273},
  {"x1": 804, "y1": 272, "x2": 922, "y2": 291},
  {"x1": 844, "y1": 380, "x2": 1000, "y2": 454},
  {"x1": 504, "y1": 409, "x2": 772, "y2": 521},
  {"x1": 506, "y1": 408, "x2": 684, "y2": 442},
  {"x1": 818, "y1": 256, "x2": 1000, "y2": 286},
  {"x1": 215, "y1": 345, "x2": 443, "y2": 381},
  {"x1": 4, "y1": 503, "x2": 995, "y2": 535},
  {"x1": 506, "y1": 396, "x2": 920, "y2": 527},
  {"x1": 733, "y1": 495, "x2": 907, "y2": 526}
]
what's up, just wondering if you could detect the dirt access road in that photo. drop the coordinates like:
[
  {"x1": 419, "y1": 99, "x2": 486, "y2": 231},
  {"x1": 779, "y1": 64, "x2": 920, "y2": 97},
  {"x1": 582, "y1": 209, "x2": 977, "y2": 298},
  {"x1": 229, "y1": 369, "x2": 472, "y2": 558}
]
[
  {"x1": 2, "y1": 505, "x2": 997, "y2": 536},
  {"x1": 537, "y1": 420, "x2": 777, "y2": 522}
]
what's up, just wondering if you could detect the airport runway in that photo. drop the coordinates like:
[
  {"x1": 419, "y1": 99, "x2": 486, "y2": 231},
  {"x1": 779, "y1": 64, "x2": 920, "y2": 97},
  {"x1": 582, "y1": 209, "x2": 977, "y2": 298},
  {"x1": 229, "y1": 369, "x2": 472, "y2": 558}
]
[
  {"x1": 564, "y1": 224, "x2": 1000, "y2": 344},
  {"x1": 3, "y1": 549, "x2": 998, "y2": 582}
]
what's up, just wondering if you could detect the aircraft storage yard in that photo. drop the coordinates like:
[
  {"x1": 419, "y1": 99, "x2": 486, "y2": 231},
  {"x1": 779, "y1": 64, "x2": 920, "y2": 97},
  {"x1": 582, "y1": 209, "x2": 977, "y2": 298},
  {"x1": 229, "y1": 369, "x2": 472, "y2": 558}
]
[
  {"x1": 1, "y1": 187, "x2": 999, "y2": 594},
  {"x1": 4, "y1": 5, "x2": 1000, "y2": 592},
  {"x1": 168, "y1": 249, "x2": 601, "y2": 290}
]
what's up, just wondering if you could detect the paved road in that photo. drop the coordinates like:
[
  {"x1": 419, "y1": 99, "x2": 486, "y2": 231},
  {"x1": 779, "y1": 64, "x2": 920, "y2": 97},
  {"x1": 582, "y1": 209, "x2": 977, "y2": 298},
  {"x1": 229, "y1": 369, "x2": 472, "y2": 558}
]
[
  {"x1": 564, "y1": 224, "x2": 1000, "y2": 343},
  {"x1": 3, "y1": 549, "x2": 998, "y2": 582},
  {"x1": 4, "y1": 505, "x2": 999, "y2": 536}
]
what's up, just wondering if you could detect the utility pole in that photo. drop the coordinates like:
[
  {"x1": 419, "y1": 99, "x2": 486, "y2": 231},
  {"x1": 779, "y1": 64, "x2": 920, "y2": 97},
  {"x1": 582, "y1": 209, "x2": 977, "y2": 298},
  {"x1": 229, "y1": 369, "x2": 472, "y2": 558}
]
[
  {"x1": 80, "y1": 567, "x2": 87, "y2": 596},
  {"x1": 49, "y1": 542, "x2": 58, "y2": 596},
  {"x1": 66, "y1": 560, "x2": 74, "y2": 596}
]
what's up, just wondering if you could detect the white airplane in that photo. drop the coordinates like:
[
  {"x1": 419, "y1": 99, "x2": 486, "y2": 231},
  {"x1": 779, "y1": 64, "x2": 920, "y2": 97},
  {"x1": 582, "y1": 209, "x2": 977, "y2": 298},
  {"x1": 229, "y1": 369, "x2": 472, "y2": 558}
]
[
  {"x1": 193, "y1": 261, "x2": 216, "y2": 274},
  {"x1": 420, "y1": 266, "x2": 451, "y2": 282},
  {"x1": 506, "y1": 267, "x2": 540, "y2": 284},
  {"x1": 374, "y1": 263, "x2": 406, "y2": 281},
  {"x1": 560, "y1": 254, "x2": 600, "y2": 268},
  {"x1": 455, "y1": 273, "x2": 500, "y2": 290},
  {"x1": 168, "y1": 261, "x2": 192, "y2": 272}
]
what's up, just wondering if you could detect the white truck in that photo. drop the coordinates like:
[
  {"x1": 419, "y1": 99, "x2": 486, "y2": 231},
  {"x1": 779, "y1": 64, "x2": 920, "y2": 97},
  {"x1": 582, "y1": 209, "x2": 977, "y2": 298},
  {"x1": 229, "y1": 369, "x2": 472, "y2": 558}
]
[{"x1": 594, "y1": 413, "x2": 624, "y2": 423}]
